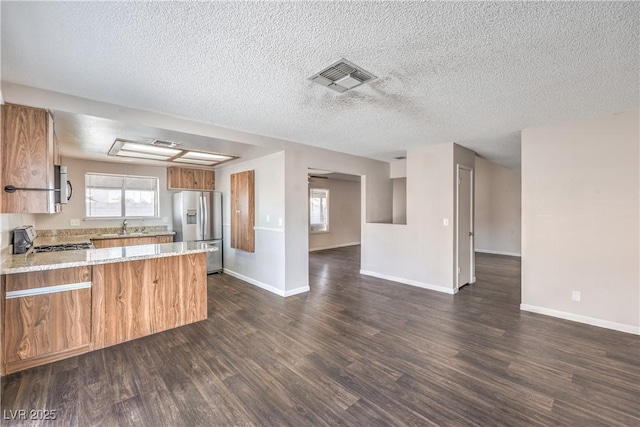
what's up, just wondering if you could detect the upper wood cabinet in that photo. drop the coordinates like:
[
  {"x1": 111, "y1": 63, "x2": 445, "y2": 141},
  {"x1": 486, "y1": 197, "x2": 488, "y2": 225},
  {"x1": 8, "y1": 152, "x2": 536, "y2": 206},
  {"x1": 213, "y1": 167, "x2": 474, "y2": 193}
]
[
  {"x1": 230, "y1": 170, "x2": 255, "y2": 252},
  {"x1": 167, "y1": 167, "x2": 215, "y2": 191},
  {"x1": 1, "y1": 103, "x2": 57, "y2": 213}
]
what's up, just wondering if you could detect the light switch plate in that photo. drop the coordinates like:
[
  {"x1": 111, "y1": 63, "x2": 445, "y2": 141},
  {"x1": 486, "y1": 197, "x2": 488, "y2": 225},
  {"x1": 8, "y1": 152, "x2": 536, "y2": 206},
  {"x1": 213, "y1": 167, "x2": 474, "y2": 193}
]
[
  {"x1": 70, "y1": 219, "x2": 80, "y2": 227},
  {"x1": 443, "y1": 218, "x2": 449, "y2": 226},
  {"x1": 572, "y1": 291, "x2": 581, "y2": 302}
]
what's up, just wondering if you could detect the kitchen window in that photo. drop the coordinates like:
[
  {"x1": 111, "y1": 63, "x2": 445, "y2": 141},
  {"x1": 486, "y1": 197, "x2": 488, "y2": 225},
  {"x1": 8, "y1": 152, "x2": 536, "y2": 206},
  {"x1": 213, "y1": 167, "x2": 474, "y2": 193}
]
[
  {"x1": 309, "y1": 188, "x2": 329, "y2": 233},
  {"x1": 85, "y1": 173, "x2": 159, "y2": 218}
]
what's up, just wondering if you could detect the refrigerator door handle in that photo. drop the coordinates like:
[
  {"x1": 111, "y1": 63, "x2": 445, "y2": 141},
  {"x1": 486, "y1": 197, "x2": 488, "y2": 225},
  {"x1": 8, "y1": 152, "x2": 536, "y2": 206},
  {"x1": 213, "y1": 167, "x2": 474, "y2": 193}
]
[
  {"x1": 198, "y1": 196, "x2": 204, "y2": 240},
  {"x1": 202, "y1": 194, "x2": 209, "y2": 239}
]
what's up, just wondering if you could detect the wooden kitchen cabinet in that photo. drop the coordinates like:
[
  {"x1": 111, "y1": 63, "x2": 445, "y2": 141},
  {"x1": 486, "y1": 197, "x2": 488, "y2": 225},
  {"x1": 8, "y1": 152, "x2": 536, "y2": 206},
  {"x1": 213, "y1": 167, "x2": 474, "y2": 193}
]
[
  {"x1": 167, "y1": 166, "x2": 215, "y2": 191},
  {"x1": 230, "y1": 170, "x2": 255, "y2": 252},
  {"x1": 1, "y1": 103, "x2": 58, "y2": 214},
  {"x1": 91, "y1": 253, "x2": 207, "y2": 349},
  {"x1": 91, "y1": 235, "x2": 173, "y2": 249},
  {"x1": 3, "y1": 267, "x2": 92, "y2": 374}
]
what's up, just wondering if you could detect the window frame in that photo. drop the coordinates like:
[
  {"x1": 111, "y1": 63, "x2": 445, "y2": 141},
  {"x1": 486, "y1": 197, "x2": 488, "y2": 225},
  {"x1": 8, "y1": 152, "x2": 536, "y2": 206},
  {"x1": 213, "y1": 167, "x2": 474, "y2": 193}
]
[
  {"x1": 309, "y1": 187, "x2": 330, "y2": 234},
  {"x1": 85, "y1": 172, "x2": 160, "y2": 220}
]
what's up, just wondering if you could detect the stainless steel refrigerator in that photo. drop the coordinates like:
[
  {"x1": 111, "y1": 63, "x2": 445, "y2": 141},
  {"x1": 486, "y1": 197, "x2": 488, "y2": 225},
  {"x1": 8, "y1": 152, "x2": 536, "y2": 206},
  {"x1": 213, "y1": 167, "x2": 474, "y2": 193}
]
[{"x1": 173, "y1": 191, "x2": 222, "y2": 273}]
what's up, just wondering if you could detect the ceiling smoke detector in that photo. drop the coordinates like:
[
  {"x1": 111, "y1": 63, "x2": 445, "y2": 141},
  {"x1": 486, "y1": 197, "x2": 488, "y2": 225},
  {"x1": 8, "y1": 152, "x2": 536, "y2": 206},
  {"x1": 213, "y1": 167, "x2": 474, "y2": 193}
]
[{"x1": 309, "y1": 58, "x2": 377, "y2": 93}]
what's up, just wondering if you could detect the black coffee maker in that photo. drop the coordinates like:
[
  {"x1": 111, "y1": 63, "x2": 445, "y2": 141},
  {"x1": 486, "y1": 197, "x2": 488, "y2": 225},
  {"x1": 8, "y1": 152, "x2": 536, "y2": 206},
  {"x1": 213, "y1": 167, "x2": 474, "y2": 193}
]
[{"x1": 13, "y1": 225, "x2": 36, "y2": 254}]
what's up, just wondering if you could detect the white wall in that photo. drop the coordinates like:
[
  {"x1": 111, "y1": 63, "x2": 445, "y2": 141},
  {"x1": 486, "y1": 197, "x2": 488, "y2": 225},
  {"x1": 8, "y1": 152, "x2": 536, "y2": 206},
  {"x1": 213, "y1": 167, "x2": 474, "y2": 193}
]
[
  {"x1": 309, "y1": 178, "x2": 361, "y2": 251},
  {"x1": 392, "y1": 178, "x2": 407, "y2": 225},
  {"x1": 361, "y1": 143, "x2": 475, "y2": 294},
  {"x1": 0, "y1": 213, "x2": 35, "y2": 250},
  {"x1": 475, "y1": 156, "x2": 522, "y2": 256},
  {"x1": 216, "y1": 152, "x2": 287, "y2": 295},
  {"x1": 34, "y1": 157, "x2": 173, "y2": 231},
  {"x1": 521, "y1": 109, "x2": 639, "y2": 334}
]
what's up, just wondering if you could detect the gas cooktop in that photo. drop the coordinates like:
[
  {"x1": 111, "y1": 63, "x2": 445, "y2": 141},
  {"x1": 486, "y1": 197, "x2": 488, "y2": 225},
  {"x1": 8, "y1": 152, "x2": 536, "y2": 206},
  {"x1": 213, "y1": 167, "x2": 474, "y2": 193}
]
[{"x1": 34, "y1": 243, "x2": 94, "y2": 253}]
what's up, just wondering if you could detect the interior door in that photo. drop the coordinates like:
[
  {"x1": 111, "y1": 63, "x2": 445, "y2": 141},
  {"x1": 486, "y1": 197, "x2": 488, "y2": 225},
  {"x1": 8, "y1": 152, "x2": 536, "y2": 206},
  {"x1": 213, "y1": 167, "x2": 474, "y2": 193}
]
[
  {"x1": 457, "y1": 166, "x2": 474, "y2": 288},
  {"x1": 230, "y1": 170, "x2": 255, "y2": 252}
]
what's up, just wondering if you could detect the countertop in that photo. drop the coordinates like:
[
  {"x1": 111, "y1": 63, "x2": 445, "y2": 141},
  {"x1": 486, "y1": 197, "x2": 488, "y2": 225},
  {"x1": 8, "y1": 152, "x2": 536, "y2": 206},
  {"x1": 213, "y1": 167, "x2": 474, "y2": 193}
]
[
  {"x1": 1, "y1": 241, "x2": 217, "y2": 274},
  {"x1": 34, "y1": 231, "x2": 176, "y2": 246}
]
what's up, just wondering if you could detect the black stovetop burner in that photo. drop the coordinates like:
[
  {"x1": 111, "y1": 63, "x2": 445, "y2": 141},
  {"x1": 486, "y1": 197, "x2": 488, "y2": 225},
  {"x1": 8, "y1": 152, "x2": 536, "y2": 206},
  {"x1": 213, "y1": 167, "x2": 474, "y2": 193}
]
[{"x1": 34, "y1": 243, "x2": 93, "y2": 253}]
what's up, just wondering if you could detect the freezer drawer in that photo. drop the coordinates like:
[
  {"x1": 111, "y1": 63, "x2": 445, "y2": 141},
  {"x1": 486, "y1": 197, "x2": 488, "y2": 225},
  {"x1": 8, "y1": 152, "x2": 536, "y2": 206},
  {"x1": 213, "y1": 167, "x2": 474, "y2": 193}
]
[{"x1": 203, "y1": 240, "x2": 222, "y2": 274}]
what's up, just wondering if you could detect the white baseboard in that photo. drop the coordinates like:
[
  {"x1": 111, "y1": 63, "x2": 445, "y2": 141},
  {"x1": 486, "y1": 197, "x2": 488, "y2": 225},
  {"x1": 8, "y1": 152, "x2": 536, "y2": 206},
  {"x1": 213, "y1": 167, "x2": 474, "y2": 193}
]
[
  {"x1": 475, "y1": 249, "x2": 521, "y2": 257},
  {"x1": 222, "y1": 269, "x2": 309, "y2": 298},
  {"x1": 309, "y1": 242, "x2": 361, "y2": 252},
  {"x1": 360, "y1": 270, "x2": 455, "y2": 295},
  {"x1": 520, "y1": 304, "x2": 639, "y2": 335},
  {"x1": 284, "y1": 286, "x2": 310, "y2": 297}
]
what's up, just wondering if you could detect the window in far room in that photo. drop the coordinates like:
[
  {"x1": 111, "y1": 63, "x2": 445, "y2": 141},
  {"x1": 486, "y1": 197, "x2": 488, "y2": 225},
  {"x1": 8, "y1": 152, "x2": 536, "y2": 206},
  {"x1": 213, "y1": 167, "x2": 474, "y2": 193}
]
[
  {"x1": 309, "y1": 188, "x2": 329, "y2": 233},
  {"x1": 85, "y1": 173, "x2": 159, "y2": 219}
]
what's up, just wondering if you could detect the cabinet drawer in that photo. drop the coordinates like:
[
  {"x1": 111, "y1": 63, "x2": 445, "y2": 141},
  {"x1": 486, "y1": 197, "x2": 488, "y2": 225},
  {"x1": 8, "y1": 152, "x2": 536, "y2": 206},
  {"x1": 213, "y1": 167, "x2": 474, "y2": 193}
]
[{"x1": 6, "y1": 266, "x2": 91, "y2": 293}]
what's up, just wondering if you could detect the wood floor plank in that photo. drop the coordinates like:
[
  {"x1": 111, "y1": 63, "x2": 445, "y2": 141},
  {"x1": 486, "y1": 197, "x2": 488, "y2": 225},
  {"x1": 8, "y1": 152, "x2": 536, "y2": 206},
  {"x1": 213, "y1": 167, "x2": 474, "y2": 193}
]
[{"x1": 2, "y1": 246, "x2": 639, "y2": 426}]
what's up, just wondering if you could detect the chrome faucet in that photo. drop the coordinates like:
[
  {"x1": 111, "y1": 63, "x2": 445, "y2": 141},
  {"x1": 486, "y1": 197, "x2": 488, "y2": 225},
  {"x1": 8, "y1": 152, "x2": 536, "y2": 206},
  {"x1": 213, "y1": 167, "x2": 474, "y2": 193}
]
[{"x1": 122, "y1": 219, "x2": 128, "y2": 235}]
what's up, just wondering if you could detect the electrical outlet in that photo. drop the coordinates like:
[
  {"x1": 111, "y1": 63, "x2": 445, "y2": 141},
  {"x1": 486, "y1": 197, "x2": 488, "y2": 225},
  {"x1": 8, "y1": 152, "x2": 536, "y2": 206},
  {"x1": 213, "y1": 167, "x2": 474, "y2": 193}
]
[
  {"x1": 162, "y1": 217, "x2": 168, "y2": 224},
  {"x1": 443, "y1": 218, "x2": 449, "y2": 226},
  {"x1": 278, "y1": 218, "x2": 283, "y2": 226},
  {"x1": 572, "y1": 291, "x2": 581, "y2": 302},
  {"x1": 70, "y1": 219, "x2": 80, "y2": 227},
  {"x1": 266, "y1": 214, "x2": 271, "y2": 223}
]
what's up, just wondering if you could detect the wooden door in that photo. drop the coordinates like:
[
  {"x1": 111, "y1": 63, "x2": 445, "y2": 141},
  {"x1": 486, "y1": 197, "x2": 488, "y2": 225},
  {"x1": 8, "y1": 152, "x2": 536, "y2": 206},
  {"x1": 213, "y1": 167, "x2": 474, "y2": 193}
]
[
  {"x1": 230, "y1": 170, "x2": 255, "y2": 252},
  {"x1": 1, "y1": 103, "x2": 54, "y2": 213}
]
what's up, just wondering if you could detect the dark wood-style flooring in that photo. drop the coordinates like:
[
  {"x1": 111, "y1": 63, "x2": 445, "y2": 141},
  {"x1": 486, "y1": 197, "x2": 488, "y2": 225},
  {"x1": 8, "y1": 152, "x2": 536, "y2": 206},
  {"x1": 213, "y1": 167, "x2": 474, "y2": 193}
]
[{"x1": 2, "y1": 246, "x2": 639, "y2": 426}]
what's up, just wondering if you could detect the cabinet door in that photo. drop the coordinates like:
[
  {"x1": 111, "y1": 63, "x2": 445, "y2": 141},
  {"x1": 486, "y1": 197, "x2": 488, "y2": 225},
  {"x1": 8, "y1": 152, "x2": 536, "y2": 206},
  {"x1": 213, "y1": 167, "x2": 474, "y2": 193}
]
[
  {"x1": 1, "y1": 104, "x2": 55, "y2": 213},
  {"x1": 4, "y1": 266, "x2": 92, "y2": 373},
  {"x1": 91, "y1": 253, "x2": 206, "y2": 349},
  {"x1": 167, "y1": 167, "x2": 215, "y2": 190},
  {"x1": 155, "y1": 235, "x2": 174, "y2": 244},
  {"x1": 92, "y1": 236, "x2": 172, "y2": 249},
  {"x1": 4, "y1": 289, "x2": 91, "y2": 373},
  {"x1": 230, "y1": 170, "x2": 255, "y2": 252}
]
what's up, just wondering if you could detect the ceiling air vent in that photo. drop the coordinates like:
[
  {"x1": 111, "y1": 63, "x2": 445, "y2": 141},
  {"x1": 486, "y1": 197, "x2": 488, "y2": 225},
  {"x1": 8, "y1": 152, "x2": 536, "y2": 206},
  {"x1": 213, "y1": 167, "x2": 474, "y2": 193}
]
[
  {"x1": 309, "y1": 58, "x2": 377, "y2": 93},
  {"x1": 151, "y1": 139, "x2": 181, "y2": 148}
]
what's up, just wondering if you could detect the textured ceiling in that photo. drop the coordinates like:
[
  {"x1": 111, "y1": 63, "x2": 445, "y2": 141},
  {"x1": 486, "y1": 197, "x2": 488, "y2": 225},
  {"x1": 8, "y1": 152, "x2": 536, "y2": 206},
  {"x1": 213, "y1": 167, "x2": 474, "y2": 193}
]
[{"x1": 2, "y1": 1, "x2": 638, "y2": 170}]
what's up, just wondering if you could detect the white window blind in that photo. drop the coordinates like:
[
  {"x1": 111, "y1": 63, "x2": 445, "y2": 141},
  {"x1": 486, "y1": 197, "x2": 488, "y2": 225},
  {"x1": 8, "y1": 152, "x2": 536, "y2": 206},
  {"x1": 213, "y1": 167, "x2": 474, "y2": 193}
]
[
  {"x1": 309, "y1": 188, "x2": 329, "y2": 233},
  {"x1": 86, "y1": 173, "x2": 159, "y2": 218}
]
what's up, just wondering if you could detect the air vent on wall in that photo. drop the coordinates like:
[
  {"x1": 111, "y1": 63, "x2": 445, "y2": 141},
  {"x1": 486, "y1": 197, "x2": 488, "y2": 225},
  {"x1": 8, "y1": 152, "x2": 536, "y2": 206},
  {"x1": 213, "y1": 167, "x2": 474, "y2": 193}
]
[{"x1": 309, "y1": 58, "x2": 377, "y2": 93}]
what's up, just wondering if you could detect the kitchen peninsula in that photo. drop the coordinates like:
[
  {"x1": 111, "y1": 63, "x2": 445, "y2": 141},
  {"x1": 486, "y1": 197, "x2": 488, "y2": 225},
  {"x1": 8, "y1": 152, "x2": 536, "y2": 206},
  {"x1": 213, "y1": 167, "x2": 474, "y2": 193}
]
[{"x1": 0, "y1": 241, "x2": 216, "y2": 375}]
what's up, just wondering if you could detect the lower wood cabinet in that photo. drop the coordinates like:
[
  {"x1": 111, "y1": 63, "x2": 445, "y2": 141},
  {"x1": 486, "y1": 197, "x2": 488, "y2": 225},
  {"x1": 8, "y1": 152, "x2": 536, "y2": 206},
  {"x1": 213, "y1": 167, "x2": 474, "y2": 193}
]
[
  {"x1": 91, "y1": 235, "x2": 173, "y2": 249},
  {"x1": 3, "y1": 267, "x2": 92, "y2": 374},
  {"x1": 91, "y1": 253, "x2": 207, "y2": 349}
]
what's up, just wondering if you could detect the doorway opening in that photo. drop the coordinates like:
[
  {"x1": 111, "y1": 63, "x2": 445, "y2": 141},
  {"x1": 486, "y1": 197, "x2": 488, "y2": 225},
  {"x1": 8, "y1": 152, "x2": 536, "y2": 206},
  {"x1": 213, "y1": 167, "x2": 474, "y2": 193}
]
[
  {"x1": 456, "y1": 164, "x2": 475, "y2": 290},
  {"x1": 307, "y1": 168, "x2": 362, "y2": 289}
]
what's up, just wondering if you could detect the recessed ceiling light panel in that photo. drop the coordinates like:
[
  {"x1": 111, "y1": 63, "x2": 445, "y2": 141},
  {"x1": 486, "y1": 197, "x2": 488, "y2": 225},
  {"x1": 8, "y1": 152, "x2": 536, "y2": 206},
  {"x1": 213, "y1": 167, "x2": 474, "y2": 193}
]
[
  {"x1": 181, "y1": 151, "x2": 232, "y2": 161},
  {"x1": 116, "y1": 151, "x2": 172, "y2": 161},
  {"x1": 121, "y1": 142, "x2": 181, "y2": 156},
  {"x1": 108, "y1": 138, "x2": 239, "y2": 166},
  {"x1": 173, "y1": 158, "x2": 217, "y2": 166}
]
